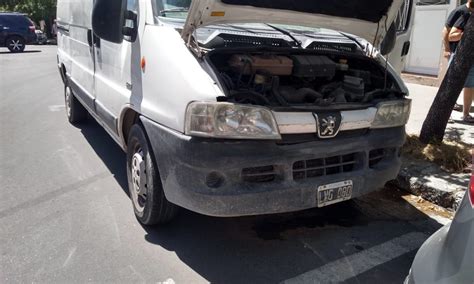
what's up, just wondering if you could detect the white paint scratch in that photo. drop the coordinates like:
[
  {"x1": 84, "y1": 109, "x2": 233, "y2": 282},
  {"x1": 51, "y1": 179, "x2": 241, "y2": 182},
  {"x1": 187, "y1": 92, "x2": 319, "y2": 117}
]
[
  {"x1": 300, "y1": 239, "x2": 327, "y2": 262},
  {"x1": 128, "y1": 265, "x2": 145, "y2": 283},
  {"x1": 48, "y1": 105, "x2": 65, "y2": 112},
  {"x1": 62, "y1": 246, "x2": 77, "y2": 267}
]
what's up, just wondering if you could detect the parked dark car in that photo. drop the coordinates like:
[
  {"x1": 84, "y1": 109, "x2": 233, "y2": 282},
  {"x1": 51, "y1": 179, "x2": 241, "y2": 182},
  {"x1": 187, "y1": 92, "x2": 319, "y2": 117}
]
[{"x1": 0, "y1": 12, "x2": 37, "y2": 52}]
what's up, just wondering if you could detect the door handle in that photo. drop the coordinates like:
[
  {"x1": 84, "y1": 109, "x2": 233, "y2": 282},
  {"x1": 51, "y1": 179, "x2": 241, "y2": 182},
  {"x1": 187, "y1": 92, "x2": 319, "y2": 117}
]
[
  {"x1": 401, "y1": 41, "x2": 410, "y2": 56},
  {"x1": 87, "y1": 30, "x2": 101, "y2": 48},
  {"x1": 87, "y1": 29, "x2": 93, "y2": 47}
]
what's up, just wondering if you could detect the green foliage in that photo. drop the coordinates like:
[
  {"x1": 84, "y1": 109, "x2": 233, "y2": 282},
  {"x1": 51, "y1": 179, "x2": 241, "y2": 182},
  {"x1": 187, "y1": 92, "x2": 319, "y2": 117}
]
[{"x1": 0, "y1": 0, "x2": 56, "y2": 24}]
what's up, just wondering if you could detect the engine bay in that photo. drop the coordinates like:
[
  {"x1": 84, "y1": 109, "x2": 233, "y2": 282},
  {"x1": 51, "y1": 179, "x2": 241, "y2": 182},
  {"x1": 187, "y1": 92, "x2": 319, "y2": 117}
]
[{"x1": 207, "y1": 50, "x2": 404, "y2": 109}]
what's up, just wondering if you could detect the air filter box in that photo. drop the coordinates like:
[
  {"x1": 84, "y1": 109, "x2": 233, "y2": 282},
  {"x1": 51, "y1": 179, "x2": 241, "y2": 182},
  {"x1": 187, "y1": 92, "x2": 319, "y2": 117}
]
[{"x1": 291, "y1": 55, "x2": 336, "y2": 78}]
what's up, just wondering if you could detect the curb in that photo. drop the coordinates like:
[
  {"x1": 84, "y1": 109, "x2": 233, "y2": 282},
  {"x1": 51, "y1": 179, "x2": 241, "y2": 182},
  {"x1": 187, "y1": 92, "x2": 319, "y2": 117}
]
[
  {"x1": 401, "y1": 73, "x2": 440, "y2": 87},
  {"x1": 390, "y1": 160, "x2": 469, "y2": 211}
]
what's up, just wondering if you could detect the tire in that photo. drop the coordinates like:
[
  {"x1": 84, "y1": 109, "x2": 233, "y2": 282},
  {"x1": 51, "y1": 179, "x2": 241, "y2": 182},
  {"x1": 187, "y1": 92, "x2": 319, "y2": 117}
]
[
  {"x1": 127, "y1": 124, "x2": 178, "y2": 225},
  {"x1": 6, "y1": 36, "x2": 26, "y2": 53},
  {"x1": 64, "y1": 85, "x2": 88, "y2": 124}
]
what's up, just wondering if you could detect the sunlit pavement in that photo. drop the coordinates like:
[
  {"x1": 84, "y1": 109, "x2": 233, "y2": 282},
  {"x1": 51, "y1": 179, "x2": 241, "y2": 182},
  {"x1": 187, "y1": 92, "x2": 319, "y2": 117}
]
[{"x1": 0, "y1": 46, "x2": 452, "y2": 283}]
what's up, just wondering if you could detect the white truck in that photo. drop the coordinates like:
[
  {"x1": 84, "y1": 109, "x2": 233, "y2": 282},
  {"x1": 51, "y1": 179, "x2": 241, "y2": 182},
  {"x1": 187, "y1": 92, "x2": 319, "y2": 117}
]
[{"x1": 57, "y1": 0, "x2": 414, "y2": 225}]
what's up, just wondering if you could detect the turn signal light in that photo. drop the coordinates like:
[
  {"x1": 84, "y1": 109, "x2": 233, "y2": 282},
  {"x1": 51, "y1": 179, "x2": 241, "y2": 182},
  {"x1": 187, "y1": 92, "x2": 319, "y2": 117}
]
[
  {"x1": 210, "y1": 11, "x2": 225, "y2": 17},
  {"x1": 141, "y1": 57, "x2": 146, "y2": 72}
]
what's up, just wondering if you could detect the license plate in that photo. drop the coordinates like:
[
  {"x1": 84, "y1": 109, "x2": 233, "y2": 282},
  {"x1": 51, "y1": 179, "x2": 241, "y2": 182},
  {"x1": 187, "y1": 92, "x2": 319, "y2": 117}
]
[{"x1": 317, "y1": 180, "x2": 353, "y2": 207}]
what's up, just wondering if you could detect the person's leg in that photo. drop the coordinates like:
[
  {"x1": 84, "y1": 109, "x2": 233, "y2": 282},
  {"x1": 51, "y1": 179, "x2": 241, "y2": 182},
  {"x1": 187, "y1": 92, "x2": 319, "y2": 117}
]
[
  {"x1": 462, "y1": 65, "x2": 474, "y2": 122},
  {"x1": 463, "y1": 88, "x2": 473, "y2": 118}
]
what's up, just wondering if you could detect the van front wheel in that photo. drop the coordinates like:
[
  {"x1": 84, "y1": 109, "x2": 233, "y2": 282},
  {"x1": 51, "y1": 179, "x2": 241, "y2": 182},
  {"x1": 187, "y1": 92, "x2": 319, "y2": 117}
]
[{"x1": 127, "y1": 124, "x2": 178, "y2": 225}]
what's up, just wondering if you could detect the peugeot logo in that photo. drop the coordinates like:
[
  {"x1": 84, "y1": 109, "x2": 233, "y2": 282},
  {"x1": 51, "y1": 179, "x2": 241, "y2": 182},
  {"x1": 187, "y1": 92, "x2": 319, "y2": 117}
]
[
  {"x1": 314, "y1": 113, "x2": 342, "y2": 139},
  {"x1": 321, "y1": 116, "x2": 337, "y2": 136}
]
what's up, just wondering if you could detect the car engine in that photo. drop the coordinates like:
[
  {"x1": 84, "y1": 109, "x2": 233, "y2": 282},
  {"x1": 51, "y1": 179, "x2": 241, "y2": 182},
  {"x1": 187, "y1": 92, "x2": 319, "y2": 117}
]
[{"x1": 207, "y1": 51, "x2": 403, "y2": 108}]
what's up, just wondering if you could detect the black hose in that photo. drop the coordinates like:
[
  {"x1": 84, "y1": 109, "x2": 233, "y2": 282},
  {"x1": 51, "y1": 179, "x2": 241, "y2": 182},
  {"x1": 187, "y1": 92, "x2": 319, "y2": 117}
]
[
  {"x1": 271, "y1": 76, "x2": 290, "y2": 106},
  {"x1": 230, "y1": 91, "x2": 271, "y2": 105}
]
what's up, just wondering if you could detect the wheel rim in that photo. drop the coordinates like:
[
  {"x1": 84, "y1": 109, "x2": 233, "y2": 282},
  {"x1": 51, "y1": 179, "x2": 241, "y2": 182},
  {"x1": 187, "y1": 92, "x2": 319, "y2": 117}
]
[
  {"x1": 131, "y1": 149, "x2": 147, "y2": 213},
  {"x1": 65, "y1": 88, "x2": 72, "y2": 118},
  {"x1": 8, "y1": 39, "x2": 23, "y2": 51}
]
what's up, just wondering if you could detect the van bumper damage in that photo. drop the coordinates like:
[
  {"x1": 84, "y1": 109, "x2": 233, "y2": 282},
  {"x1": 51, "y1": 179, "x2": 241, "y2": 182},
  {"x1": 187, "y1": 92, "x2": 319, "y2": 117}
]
[{"x1": 141, "y1": 116, "x2": 405, "y2": 217}]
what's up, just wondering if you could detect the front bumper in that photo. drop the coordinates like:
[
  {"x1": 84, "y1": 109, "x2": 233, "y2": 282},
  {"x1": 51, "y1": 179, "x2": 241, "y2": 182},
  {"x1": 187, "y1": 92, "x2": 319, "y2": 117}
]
[{"x1": 141, "y1": 117, "x2": 405, "y2": 217}]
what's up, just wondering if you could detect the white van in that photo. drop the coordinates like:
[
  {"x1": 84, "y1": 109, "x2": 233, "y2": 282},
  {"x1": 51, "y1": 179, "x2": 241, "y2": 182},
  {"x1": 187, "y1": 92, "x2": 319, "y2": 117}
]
[{"x1": 57, "y1": 0, "x2": 415, "y2": 225}]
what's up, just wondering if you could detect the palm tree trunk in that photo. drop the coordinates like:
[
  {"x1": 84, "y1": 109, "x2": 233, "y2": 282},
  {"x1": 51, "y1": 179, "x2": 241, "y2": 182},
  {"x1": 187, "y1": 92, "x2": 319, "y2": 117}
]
[{"x1": 419, "y1": 16, "x2": 474, "y2": 143}]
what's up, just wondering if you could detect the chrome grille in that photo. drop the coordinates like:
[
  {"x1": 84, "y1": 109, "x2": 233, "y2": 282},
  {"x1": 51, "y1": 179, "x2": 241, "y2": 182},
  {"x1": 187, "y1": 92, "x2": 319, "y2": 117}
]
[
  {"x1": 293, "y1": 153, "x2": 358, "y2": 180},
  {"x1": 242, "y1": 165, "x2": 278, "y2": 183}
]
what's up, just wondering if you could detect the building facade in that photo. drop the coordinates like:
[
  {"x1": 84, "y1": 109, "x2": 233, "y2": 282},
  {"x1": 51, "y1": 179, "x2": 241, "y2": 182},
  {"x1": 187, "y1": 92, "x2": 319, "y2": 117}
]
[{"x1": 404, "y1": 0, "x2": 468, "y2": 77}]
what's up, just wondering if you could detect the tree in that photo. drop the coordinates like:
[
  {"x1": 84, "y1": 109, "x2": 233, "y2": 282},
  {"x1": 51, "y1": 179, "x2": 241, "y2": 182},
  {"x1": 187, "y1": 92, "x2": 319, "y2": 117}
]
[
  {"x1": 419, "y1": 15, "x2": 474, "y2": 144},
  {"x1": 0, "y1": 0, "x2": 56, "y2": 28}
]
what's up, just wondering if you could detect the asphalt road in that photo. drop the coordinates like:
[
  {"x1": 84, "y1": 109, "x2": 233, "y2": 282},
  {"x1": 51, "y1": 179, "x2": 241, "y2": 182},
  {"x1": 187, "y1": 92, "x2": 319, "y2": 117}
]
[{"x1": 0, "y1": 46, "x2": 450, "y2": 283}]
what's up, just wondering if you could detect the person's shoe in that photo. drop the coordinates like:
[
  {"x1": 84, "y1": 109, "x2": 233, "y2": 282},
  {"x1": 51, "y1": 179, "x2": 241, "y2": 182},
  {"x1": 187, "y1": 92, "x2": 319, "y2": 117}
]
[
  {"x1": 453, "y1": 104, "x2": 463, "y2": 112},
  {"x1": 461, "y1": 115, "x2": 474, "y2": 124}
]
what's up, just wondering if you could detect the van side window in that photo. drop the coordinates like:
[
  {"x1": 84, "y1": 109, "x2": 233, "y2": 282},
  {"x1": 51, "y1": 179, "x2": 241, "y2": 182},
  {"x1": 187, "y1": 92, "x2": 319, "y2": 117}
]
[
  {"x1": 127, "y1": 0, "x2": 138, "y2": 11},
  {"x1": 396, "y1": 0, "x2": 412, "y2": 32},
  {"x1": 417, "y1": 0, "x2": 450, "y2": 5}
]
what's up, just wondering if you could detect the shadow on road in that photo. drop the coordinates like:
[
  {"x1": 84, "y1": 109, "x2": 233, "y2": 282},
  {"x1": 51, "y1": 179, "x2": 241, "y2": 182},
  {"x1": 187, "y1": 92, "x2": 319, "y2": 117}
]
[
  {"x1": 139, "y1": 191, "x2": 442, "y2": 283},
  {"x1": 0, "y1": 50, "x2": 42, "y2": 54},
  {"x1": 76, "y1": 117, "x2": 129, "y2": 196},
  {"x1": 76, "y1": 117, "x2": 444, "y2": 284}
]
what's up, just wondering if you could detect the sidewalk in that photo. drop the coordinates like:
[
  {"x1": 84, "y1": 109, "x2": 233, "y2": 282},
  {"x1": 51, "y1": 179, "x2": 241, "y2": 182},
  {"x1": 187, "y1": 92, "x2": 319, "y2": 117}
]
[
  {"x1": 393, "y1": 83, "x2": 473, "y2": 210},
  {"x1": 405, "y1": 83, "x2": 473, "y2": 142}
]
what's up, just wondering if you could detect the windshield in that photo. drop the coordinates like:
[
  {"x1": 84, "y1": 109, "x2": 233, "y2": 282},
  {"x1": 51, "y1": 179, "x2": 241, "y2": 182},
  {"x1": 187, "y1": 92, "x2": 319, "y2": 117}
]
[{"x1": 154, "y1": 0, "x2": 191, "y2": 20}]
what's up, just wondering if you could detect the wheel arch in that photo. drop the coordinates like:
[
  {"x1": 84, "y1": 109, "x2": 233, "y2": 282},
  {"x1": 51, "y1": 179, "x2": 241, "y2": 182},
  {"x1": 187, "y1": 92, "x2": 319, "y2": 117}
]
[
  {"x1": 119, "y1": 107, "x2": 141, "y2": 150},
  {"x1": 58, "y1": 63, "x2": 68, "y2": 85},
  {"x1": 4, "y1": 33, "x2": 26, "y2": 44}
]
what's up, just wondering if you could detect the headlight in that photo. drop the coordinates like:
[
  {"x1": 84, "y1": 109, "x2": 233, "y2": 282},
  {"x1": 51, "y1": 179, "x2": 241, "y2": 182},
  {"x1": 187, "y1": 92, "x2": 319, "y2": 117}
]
[
  {"x1": 185, "y1": 102, "x2": 281, "y2": 140},
  {"x1": 371, "y1": 100, "x2": 411, "y2": 129}
]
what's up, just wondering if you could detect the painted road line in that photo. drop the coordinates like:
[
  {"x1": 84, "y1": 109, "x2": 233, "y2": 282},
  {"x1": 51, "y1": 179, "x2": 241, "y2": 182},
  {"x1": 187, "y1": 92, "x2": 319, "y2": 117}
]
[
  {"x1": 283, "y1": 232, "x2": 428, "y2": 284},
  {"x1": 49, "y1": 105, "x2": 65, "y2": 112}
]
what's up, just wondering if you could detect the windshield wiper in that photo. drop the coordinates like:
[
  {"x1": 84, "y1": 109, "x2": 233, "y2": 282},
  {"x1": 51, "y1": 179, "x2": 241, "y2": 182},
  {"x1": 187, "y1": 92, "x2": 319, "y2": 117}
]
[
  {"x1": 265, "y1": 24, "x2": 302, "y2": 48},
  {"x1": 160, "y1": 8, "x2": 189, "y2": 16},
  {"x1": 338, "y1": 32, "x2": 365, "y2": 51}
]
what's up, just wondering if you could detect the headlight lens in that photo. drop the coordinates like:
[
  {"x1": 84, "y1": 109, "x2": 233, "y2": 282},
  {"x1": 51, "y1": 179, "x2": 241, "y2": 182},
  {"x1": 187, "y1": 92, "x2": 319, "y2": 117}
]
[
  {"x1": 185, "y1": 102, "x2": 281, "y2": 139},
  {"x1": 371, "y1": 100, "x2": 411, "y2": 129}
]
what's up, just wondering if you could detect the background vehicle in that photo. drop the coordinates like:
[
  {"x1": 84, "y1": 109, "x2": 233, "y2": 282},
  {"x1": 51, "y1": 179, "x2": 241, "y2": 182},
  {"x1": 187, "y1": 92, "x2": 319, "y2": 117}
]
[
  {"x1": 57, "y1": 0, "x2": 414, "y2": 225},
  {"x1": 35, "y1": 30, "x2": 48, "y2": 45},
  {"x1": 406, "y1": 174, "x2": 474, "y2": 284},
  {"x1": 0, "y1": 12, "x2": 36, "y2": 52}
]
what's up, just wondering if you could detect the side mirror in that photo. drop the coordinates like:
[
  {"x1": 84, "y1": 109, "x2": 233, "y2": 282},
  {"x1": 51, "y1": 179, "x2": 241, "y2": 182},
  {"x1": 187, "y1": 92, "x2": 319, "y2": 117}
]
[
  {"x1": 380, "y1": 23, "x2": 397, "y2": 56},
  {"x1": 92, "y1": 0, "x2": 127, "y2": 44}
]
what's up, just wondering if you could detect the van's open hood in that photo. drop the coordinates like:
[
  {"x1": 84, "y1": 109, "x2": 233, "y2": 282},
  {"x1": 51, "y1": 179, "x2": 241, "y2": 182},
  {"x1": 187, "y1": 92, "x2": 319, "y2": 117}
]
[{"x1": 182, "y1": 0, "x2": 404, "y2": 47}]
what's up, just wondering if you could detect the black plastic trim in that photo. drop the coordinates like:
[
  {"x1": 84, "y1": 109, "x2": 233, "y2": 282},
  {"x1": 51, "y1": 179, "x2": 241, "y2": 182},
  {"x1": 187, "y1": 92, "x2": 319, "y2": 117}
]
[
  {"x1": 68, "y1": 78, "x2": 95, "y2": 111},
  {"x1": 95, "y1": 100, "x2": 118, "y2": 133}
]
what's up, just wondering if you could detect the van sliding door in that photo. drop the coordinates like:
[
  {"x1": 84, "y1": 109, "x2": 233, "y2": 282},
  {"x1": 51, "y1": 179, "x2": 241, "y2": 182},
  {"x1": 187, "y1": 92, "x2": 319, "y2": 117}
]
[{"x1": 57, "y1": 0, "x2": 96, "y2": 112}]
